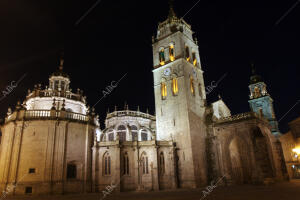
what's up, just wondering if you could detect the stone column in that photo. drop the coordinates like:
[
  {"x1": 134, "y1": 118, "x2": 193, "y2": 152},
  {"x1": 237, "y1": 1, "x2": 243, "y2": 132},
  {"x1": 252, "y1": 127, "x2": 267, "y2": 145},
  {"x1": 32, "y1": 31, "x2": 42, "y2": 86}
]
[
  {"x1": 151, "y1": 144, "x2": 159, "y2": 191},
  {"x1": 91, "y1": 146, "x2": 97, "y2": 192},
  {"x1": 61, "y1": 122, "x2": 69, "y2": 194},
  {"x1": 205, "y1": 125, "x2": 218, "y2": 183},
  {"x1": 133, "y1": 143, "x2": 139, "y2": 189},
  {"x1": 2, "y1": 122, "x2": 17, "y2": 192},
  {"x1": 112, "y1": 141, "x2": 121, "y2": 192},
  {"x1": 83, "y1": 124, "x2": 93, "y2": 193},
  {"x1": 12, "y1": 121, "x2": 25, "y2": 194}
]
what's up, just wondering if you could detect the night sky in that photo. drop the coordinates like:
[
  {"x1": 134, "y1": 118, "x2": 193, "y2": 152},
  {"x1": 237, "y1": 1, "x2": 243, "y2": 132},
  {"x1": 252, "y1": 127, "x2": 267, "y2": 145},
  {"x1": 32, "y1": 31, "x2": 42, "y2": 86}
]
[{"x1": 0, "y1": 0, "x2": 299, "y2": 132}]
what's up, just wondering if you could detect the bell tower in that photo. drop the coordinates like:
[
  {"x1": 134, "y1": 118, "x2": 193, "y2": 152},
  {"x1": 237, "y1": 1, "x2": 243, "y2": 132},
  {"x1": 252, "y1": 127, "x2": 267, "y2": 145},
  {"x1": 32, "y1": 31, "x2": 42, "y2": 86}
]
[
  {"x1": 152, "y1": 1, "x2": 208, "y2": 188},
  {"x1": 248, "y1": 64, "x2": 281, "y2": 136}
]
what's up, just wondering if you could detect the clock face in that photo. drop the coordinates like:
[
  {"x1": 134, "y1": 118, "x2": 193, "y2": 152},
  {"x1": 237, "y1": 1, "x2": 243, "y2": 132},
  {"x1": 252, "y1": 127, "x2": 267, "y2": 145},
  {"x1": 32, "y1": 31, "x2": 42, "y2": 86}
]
[{"x1": 163, "y1": 68, "x2": 171, "y2": 76}]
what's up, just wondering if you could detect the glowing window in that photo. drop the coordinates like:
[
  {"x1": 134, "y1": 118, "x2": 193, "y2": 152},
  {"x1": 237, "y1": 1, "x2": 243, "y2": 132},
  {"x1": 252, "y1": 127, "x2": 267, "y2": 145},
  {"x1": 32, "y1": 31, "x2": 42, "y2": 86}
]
[
  {"x1": 185, "y1": 46, "x2": 190, "y2": 62},
  {"x1": 192, "y1": 52, "x2": 197, "y2": 66},
  {"x1": 159, "y1": 49, "x2": 165, "y2": 65},
  {"x1": 161, "y1": 82, "x2": 167, "y2": 99},
  {"x1": 169, "y1": 44, "x2": 175, "y2": 61},
  {"x1": 172, "y1": 78, "x2": 178, "y2": 95},
  {"x1": 190, "y1": 76, "x2": 195, "y2": 95}
]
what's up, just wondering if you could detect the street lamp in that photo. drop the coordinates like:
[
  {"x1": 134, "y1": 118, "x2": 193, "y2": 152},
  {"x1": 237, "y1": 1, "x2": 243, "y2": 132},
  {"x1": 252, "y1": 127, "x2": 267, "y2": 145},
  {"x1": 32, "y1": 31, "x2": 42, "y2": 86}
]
[{"x1": 292, "y1": 148, "x2": 300, "y2": 155}]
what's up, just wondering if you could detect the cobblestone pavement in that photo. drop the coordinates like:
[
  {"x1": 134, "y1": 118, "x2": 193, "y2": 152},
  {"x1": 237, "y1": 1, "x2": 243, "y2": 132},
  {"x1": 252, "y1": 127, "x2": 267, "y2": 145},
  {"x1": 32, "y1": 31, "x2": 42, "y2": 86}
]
[{"x1": 5, "y1": 180, "x2": 300, "y2": 200}]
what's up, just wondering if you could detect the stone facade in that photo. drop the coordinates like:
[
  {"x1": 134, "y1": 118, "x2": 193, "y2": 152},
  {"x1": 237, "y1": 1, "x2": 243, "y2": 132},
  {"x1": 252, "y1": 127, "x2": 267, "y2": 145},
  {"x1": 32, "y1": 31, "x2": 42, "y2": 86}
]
[
  {"x1": 248, "y1": 65, "x2": 281, "y2": 136},
  {"x1": 0, "y1": 60, "x2": 99, "y2": 195},
  {"x1": 0, "y1": 6, "x2": 288, "y2": 196},
  {"x1": 280, "y1": 116, "x2": 300, "y2": 179}
]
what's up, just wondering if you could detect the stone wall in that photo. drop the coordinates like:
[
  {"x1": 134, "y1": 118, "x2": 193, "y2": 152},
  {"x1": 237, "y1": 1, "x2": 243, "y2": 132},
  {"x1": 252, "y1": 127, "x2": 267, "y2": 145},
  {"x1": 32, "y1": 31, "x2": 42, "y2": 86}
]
[{"x1": 0, "y1": 119, "x2": 95, "y2": 195}]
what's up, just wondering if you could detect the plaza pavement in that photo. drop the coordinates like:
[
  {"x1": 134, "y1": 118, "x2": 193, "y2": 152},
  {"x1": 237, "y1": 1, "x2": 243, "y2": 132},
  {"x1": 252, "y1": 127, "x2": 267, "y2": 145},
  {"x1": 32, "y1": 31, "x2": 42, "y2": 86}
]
[{"x1": 5, "y1": 179, "x2": 300, "y2": 200}]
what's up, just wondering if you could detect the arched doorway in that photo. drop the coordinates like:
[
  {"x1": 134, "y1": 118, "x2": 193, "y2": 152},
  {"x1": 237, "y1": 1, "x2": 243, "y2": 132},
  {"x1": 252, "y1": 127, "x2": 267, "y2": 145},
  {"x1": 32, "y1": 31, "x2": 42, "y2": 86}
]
[
  {"x1": 229, "y1": 138, "x2": 243, "y2": 184},
  {"x1": 252, "y1": 127, "x2": 274, "y2": 178},
  {"x1": 228, "y1": 137, "x2": 252, "y2": 184}
]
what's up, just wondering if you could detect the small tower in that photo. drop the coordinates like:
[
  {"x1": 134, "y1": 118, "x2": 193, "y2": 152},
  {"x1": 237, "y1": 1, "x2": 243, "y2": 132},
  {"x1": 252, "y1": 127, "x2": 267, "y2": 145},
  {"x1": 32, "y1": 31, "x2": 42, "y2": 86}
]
[
  {"x1": 248, "y1": 64, "x2": 281, "y2": 136},
  {"x1": 48, "y1": 53, "x2": 70, "y2": 92}
]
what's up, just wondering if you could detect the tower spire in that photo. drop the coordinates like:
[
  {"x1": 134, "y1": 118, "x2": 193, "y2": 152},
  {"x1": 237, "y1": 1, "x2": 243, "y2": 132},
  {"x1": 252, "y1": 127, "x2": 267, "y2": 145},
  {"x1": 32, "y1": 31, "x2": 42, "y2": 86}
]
[
  {"x1": 248, "y1": 63, "x2": 280, "y2": 136},
  {"x1": 250, "y1": 63, "x2": 262, "y2": 84},
  {"x1": 168, "y1": 0, "x2": 177, "y2": 19},
  {"x1": 59, "y1": 51, "x2": 64, "y2": 71},
  {"x1": 251, "y1": 63, "x2": 255, "y2": 75}
]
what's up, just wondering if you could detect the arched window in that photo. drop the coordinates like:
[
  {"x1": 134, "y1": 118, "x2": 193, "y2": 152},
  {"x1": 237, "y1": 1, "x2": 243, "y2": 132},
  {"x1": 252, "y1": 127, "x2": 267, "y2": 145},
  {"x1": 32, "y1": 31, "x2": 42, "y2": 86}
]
[
  {"x1": 161, "y1": 82, "x2": 167, "y2": 99},
  {"x1": 107, "y1": 129, "x2": 114, "y2": 141},
  {"x1": 141, "y1": 153, "x2": 149, "y2": 174},
  {"x1": 169, "y1": 44, "x2": 175, "y2": 61},
  {"x1": 190, "y1": 76, "x2": 195, "y2": 95},
  {"x1": 131, "y1": 125, "x2": 138, "y2": 141},
  {"x1": 159, "y1": 48, "x2": 165, "y2": 65},
  {"x1": 117, "y1": 125, "x2": 126, "y2": 142},
  {"x1": 61, "y1": 81, "x2": 65, "y2": 90},
  {"x1": 141, "y1": 130, "x2": 148, "y2": 141},
  {"x1": 123, "y1": 152, "x2": 129, "y2": 175},
  {"x1": 67, "y1": 163, "x2": 77, "y2": 179},
  {"x1": 172, "y1": 78, "x2": 178, "y2": 95},
  {"x1": 192, "y1": 52, "x2": 197, "y2": 66},
  {"x1": 108, "y1": 133, "x2": 114, "y2": 141},
  {"x1": 185, "y1": 46, "x2": 190, "y2": 62},
  {"x1": 159, "y1": 152, "x2": 165, "y2": 175},
  {"x1": 198, "y1": 83, "x2": 203, "y2": 99},
  {"x1": 54, "y1": 80, "x2": 59, "y2": 90},
  {"x1": 103, "y1": 152, "x2": 111, "y2": 175}
]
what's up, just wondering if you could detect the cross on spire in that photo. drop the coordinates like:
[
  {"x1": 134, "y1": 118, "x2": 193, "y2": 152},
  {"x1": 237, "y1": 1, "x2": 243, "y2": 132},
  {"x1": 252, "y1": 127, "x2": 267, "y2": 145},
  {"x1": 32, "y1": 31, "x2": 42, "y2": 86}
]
[
  {"x1": 250, "y1": 63, "x2": 262, "y2": 84},
  {"x1": 168, "y1": 0, "x2": 177, "y2": 19},
  {"x1": 251, "y1": 63, "x2": 256, "y2": 75},
  {"x1": 59, "y1": 51, "x2": 64, "y2": 71}
]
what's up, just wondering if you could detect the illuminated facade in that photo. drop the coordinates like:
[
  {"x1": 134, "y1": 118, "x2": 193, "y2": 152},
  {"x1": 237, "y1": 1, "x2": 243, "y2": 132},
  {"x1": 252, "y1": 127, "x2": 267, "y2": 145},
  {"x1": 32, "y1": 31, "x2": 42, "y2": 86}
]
[
  {"x1": 280, "y1": 116, "x2": 300, "y2": 179},
  {"x1": 248, "y1": 64, "x2": 281, "y2": 136},
  {"x1": 0, "y1": 59, "x2": 99, "y2": 195},
  {"x1": 151, "y1": 4, "x2": 287, "y2": 188},
  {"x1": 93, "y1": 108, "x2": 177, "y2": 191},
  {"x1": 0, "y1": 3, "x2": 289, "y2": 196}
]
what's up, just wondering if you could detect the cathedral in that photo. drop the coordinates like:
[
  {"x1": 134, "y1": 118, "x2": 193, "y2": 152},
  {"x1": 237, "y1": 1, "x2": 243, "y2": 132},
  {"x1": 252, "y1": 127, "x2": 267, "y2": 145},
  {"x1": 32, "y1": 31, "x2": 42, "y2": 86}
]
[{"x1": 0, "y1": 5, "x2": 288, "y2": 195}]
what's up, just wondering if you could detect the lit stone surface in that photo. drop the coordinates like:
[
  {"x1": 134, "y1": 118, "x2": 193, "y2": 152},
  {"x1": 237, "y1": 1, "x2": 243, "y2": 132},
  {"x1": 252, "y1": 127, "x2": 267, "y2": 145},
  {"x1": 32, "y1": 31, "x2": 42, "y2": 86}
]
[
  {"x1": 0, "y1": 5, "x2": 288, "y2": 197},
  {"x1": 0, "y1": 60, "x2": 99, "y2": 195},
  {"x1": 279, "y1": 116, "x2": 300, "y2": 179}
]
